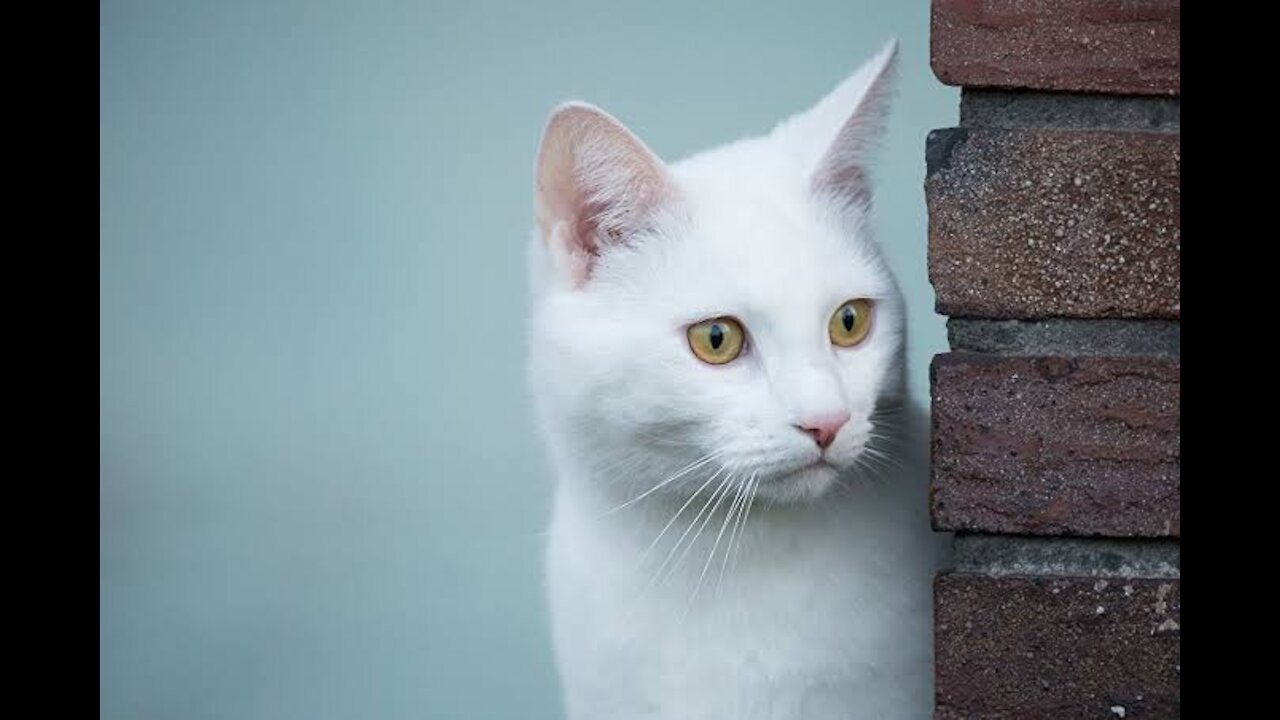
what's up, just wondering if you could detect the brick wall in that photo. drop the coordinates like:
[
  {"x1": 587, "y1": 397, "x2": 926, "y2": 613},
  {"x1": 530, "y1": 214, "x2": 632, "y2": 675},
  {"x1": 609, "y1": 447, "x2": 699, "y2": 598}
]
[{"x1": 925, "y1": 2, "x2": 1180, "y2": 718}]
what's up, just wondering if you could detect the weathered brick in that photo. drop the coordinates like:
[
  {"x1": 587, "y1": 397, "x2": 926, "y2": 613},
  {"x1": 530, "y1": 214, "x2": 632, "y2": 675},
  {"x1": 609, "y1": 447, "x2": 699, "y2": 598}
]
[
  {"x1": 935, "y1": 573, "x2": 1180, "y2": 719},
  {"x1": 931, "y1": 0, "x2": 1181, "y2": 96},
  {"x1": 954, "y1": 535, "x2": 1180, "y2": 579},
  {"x1": 930, "y1": 353, "x2": 1179, "y2": 537},
  {"x1": 959, "y1": 89, "x2": 1180, "y2": 132},
  {"x1": 947, "y1": 319, "x2": 1180, "y2": 358},
  {"x1": 927, "y1": 128, "x2": 1180, "y2": 319}
]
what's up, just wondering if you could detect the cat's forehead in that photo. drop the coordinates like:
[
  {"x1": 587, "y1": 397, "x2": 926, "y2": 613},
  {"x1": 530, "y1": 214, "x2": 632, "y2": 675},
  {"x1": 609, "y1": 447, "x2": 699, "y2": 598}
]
[
  {"x1": 659, "y1": 141, "x2": 888, "y2": 295},
  {"x1": 671, "y1": 136, "x2": 810, "y2": 210}
]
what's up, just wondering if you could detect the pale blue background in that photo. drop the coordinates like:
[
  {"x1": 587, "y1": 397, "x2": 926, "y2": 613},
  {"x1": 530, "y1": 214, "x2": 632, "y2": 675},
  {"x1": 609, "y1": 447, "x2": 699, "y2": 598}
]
[{"x1": 100, "y1": 1, "x2": 957, "y2": 718}]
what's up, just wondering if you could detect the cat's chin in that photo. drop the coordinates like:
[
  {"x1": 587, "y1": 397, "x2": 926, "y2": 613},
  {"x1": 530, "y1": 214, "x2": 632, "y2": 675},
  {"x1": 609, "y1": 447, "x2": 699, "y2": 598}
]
[{"x1": 756, "y1": 461, "x2": 842, "y2": 503}]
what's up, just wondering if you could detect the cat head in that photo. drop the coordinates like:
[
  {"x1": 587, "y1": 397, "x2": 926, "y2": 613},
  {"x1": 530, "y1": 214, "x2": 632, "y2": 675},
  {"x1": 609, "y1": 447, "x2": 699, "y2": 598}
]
[{"x1": 529, "y1": 41, "x2": 906, "y2": 504}]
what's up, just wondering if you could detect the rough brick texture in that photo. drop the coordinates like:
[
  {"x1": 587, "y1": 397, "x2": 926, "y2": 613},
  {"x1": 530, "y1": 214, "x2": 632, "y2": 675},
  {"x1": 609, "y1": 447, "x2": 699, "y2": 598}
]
[
  {"x1": 927, "y1": 128, "x2": 1180, "y2": 319},
  {"x1": 935, "y1": 573, "x2": 1180, "y2": 719},
  {"x1": 959, "y1": 90, "x2": 1180, "y2": 132},
  {"x1": 926, "y1": 1, "x2": 1181, "y2": 715},
  {"x1": 931, "y1": 0, "x2": 1181, "y2": 96},
  {"x1": 947, "y1": 319, "x2": 1180, "y2": 358},
  {"x1": 931, "y1": 353, "x2": 1180, "y2": 537}
]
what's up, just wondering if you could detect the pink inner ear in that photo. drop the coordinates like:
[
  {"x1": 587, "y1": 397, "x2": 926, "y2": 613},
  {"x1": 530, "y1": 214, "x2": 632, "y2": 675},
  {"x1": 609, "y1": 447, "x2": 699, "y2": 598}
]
[
  {"x1": 535, "y1": 103, "x2": 675, "y2": 284},
  {"x1": 809, "y1": 88, "x2": 891, "y2": 212},
  {"x1": 574, "y1": 197, "x2": 612, "y2": 259},
  {"x1": 776, "y1": 40, "x2": 896, "y2": 213}
]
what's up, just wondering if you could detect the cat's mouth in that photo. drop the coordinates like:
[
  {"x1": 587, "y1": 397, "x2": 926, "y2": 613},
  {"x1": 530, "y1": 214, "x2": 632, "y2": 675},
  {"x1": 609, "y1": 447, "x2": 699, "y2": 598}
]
[
  {"x1": 759, "y1": 454, "x2": 841, "y2": 482},
  {"x1": 754, "y1": 460, "x2": 842, "y2": 502},
  {"x1": 802, "y1": 457, "x2": 838, "y2": 472}
]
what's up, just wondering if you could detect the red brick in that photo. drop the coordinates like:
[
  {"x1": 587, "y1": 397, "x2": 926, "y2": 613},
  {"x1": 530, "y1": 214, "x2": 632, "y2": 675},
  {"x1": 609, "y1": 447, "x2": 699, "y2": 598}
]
[
  {"x1": 931, "y1": 353, "x2": 1179, "y2": 537},
  {"x1": 935, "y1": 573, "x2": 1181, "y2": 719},
  {"x1": 927, "y1": 128, "x2": 1180, "y2": 320},
  {"x1": 931, "y1": 0, "x2": 1181, "y2": 95}
]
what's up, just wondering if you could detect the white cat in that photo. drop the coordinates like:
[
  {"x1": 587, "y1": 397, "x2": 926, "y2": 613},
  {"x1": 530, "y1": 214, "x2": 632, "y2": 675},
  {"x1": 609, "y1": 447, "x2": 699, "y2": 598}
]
[{"x1": 527, "y1": 40, "x2": 950, "y2": 720}]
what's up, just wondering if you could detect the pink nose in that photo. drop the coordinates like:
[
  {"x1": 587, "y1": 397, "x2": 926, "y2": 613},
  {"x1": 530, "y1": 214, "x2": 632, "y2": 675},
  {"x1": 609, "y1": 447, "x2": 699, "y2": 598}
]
[{"x1": 796, "y1": 411, "x2": 850, "y2": 450}]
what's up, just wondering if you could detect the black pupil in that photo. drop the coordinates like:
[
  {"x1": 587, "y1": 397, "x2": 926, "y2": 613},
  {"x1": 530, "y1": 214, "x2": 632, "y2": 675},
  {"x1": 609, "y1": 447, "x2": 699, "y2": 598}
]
[
  {"x1": 709, "y1": 324, "x2": 724, "y2": 349},
  {"x1": 842, "y1": 306, "x2": 856, "y2": 332}
]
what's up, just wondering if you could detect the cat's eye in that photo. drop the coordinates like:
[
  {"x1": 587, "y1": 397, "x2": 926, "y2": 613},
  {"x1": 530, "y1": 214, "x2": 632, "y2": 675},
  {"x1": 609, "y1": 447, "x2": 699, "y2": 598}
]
[
  {"x1": 687, "y1": 317, "x2": 745, "y2": 365},
  {"x1": 829, "y1": 299, "x2": 874, "y2": 348}
]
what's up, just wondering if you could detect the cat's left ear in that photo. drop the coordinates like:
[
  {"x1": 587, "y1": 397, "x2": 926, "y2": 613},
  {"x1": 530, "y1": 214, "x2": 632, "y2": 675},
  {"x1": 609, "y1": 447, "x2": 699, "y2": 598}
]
[
  {"x1": 776, "y1": 39, "x2": 898, "y2": 211},
  {"x1": 534, "y1": 102, "x2": 678, "y2": 287}
]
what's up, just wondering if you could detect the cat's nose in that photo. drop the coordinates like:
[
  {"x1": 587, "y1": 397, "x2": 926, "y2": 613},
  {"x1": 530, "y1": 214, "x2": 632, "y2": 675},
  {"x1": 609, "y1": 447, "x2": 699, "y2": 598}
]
[{"x1": 795, "y1": 411, "x2": 850, "y2": 450}]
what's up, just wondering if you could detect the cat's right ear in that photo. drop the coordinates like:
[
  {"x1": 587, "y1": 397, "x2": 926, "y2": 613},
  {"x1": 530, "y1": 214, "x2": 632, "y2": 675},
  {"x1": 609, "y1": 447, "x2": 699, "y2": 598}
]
[
  {"x1": 773, "y1": 40, "x2": 898, "y2": 214},
  {"x1": 534, "y1": 103, "x2": 677, "y2": 287}
]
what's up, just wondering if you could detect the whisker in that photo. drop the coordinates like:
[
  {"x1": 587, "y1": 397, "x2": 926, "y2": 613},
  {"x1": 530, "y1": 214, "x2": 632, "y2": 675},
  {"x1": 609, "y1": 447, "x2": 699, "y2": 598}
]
[
  {"x1": 639, "y1": 465, "x2": 725, "y2": 562},
  {"x1": 598, "y1": 450, "x2": 723, "y2": 517},
  {"x1": 647, "y1": 469, "x2": 734, "y2": 591},
  {"x1": 635, "y1": 428, "x2": 703, "y2": 448},
  {"x1": 862, "y1": 445, "x2": 903, "y2": 472},
  {"x1": 680, "y1": 472, "x2": 743, "y2": 621},
  {"x1": 730, "y1": 472, "x2": 759, "y2": 576},
  {"x1": 590, "y1": 452, "x2": 656, "y2": 486},
  {"x1": 860, "y1": 448, "x2": 899, "y2": 484},
  {"x1": 709, "y1": 475, "x2": 747, "y2": 601},
  {"x1": 716, "y1": 471, "x2": 754, "y2": 598},
  {"x1": 659, "y1": 470, "x2": 738, "y2": 592}
]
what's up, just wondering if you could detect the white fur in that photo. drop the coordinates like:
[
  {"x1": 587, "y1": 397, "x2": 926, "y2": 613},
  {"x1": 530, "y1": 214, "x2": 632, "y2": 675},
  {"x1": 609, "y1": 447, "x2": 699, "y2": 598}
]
[{"x1": 527, "y1": 40, "x2": 951, "y2": 720}]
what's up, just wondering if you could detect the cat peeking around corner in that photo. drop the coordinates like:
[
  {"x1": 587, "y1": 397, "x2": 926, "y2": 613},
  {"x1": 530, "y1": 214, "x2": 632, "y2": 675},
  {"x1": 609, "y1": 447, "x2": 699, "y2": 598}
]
[{"x1": 527, "y1": 40, "x2": 950, "y2": 720}]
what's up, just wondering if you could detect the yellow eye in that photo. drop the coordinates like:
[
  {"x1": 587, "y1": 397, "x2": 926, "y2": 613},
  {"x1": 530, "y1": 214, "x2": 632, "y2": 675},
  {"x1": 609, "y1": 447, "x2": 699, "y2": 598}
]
[
  {"x1": 829, "y1": 299, "x2": 874, "y2": 347},
  {"x1": 687, "y1": 317, "x2": 745, "y2": 365}
]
